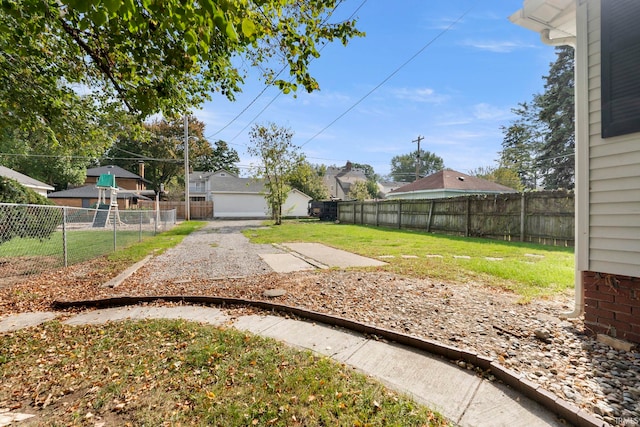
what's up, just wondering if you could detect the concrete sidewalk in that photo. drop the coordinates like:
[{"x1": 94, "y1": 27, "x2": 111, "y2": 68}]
[
  {"x1": 260, "y1": 242, "x2": 387, "y2": 273},
  {"x1": 0, "y1": 306, "x2": 569, "y2": 427}
]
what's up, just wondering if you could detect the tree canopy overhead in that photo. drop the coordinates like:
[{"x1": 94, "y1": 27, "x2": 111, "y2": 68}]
[
  {"x1": 1, "y1": 0, "x2": 363, "y2": 121},
  {"x1": 1, "y1": 0, "x2": 362, "y2": 189}
]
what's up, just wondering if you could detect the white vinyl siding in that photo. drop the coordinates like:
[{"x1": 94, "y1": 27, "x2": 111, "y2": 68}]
[
  {"x1": 587, "y1": 0, "x2": 640, "y2": 276},
  {"x1": 282, "y1": 190, "x2": 313, "y2": 218},
  {"x1": 212, "y1": 193, "x2": 268, "y2": 218}
]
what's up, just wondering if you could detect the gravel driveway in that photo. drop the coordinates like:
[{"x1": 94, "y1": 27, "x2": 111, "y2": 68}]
[{"x1": 137, "y1": 220, "x2": 282, "y2": 282}]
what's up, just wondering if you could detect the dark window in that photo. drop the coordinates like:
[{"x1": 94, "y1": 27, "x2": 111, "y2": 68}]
[{"x1": 601, "y1": 0, "x2": 640, "y2": 138}]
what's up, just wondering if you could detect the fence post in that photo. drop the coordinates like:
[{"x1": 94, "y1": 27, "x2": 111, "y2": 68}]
[
  {"x1": 62, "y1": 207, "x2": 68, "y2": 267},
  {"x1": 465, "y1": 198, "x2": 470, "y2": 237},
  {"x1": 375, "y1": 202, "x2": 379, "y2": 227},
  {"x1": 397, "y1": 201, "x2": 402, "y2": 229},
  {"x1": 113, "y1": 209, "x2": 117, "y2": 251},
  {"x1": 426, "y1": 200, "x2": 434, "y2": 232},
  {"x1": 353, "y1": 202, "x2": 356, "y2": 224},
  {"x1": 155, "y1": 193, "x2": 159, "y2": 235},
  {"x1": 139, "y1": 210, "x2": 143, "y2": 242},
  {"x1": 520, "y1": 193, "x2": 526, "y2": 242},
  {"x1": 360, "y1": 202, "x2": 364, "y2": 224}
]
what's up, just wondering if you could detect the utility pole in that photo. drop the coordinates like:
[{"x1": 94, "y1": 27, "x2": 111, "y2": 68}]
[
  {"x1": 412, "y1": 135, "x2": 424, "y2": 181},
  {"x1": 184, "y1": 114, "x2": 190, "y2": 221}
]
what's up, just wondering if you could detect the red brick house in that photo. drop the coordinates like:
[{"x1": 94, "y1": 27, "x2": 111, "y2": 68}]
[{"x1": 511, "y1": 0, "x2": 640, "y2": 344}]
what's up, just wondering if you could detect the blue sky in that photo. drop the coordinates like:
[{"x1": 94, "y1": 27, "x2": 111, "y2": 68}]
[{"x1": 194, "y1": 1, "x2": 557, "y2": 179}]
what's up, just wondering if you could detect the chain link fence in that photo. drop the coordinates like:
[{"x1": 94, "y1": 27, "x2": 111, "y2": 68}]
[{"x1": 0, "y1": 203, "x2": 177, "y2": 287}]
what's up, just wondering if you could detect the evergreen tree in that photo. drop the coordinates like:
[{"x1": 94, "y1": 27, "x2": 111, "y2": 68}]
[
  {"x1": 536, "y1": 46, "x2": 575, "y2": 189},
  {"x1": 499, "y1": 102, "x2": 543, "y2": 190},
  {"x1": 499, "y1": 46, "x2": 575, "y2": 190}
]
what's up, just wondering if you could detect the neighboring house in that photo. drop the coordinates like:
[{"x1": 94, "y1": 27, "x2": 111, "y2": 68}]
[
  {"x1": 511, "y1": 0, "x2": 640, "y2": 344},
  {"x1": 377, "y1": 181, "x2": 409, "y2": 199},
  {"x1": 47, "y1": 184, "x2": 150, "y2": 209},
  {"x1": 190, "y1": 170, "x2": 312, "y2": 218},
  {"x1": 48, "y1": 164, "x2": 153, "y2": 209},
  {"x1": 0, "y1": 165, "x2": 54, "y2": 196},
  {"x1": 84, "y1": 165, "x2": 153, "y2": 196},
  {"x1": 386, "y1": 170, "x2": 517, "y2": 200},
  {"x1": 322, "y1": 161, "x2": 368, "y2": 200}
]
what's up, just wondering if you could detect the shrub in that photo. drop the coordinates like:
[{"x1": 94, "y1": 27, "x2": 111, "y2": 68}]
[{"x1": 0, "y1": 177, "x2": 61, "y2": 244}]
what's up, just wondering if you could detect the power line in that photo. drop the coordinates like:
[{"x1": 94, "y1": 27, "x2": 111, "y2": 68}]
[
  {"x1": 207, "y1": 0, "x2": 369, "y2": 143},
  {"x1": 300, "y1": 4, "x2": 474, "y2": 147}
]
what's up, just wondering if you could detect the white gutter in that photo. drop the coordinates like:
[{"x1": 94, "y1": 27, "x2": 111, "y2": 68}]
[
  {"x1": 510, "y1": 0, "x2": 583, "y2": 318},
  {"x1": 540, "y1": 28, "x2": 576, "y2": 47},
  {"x1": 539, "y1": 22, "x2": 581, "y2": 319},
  {"x1": 563, "y1": 0, "x2": 588, "y2": 319}
]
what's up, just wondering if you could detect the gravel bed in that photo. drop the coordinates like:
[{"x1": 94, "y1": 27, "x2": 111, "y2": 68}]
[{"x1": 2, "y1": 220, "x2": 639, "y2": 426}]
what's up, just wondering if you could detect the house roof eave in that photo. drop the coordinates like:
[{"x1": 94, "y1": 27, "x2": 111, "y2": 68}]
[{"x1": 509, "y1": 0, "x2": 577, "y2": 47}]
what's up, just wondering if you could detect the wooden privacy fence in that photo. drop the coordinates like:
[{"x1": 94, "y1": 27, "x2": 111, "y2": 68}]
[
  {"x1": 138, "y1": 200, "x2": 214, "y2": 220},
  {"x1": 338, "y1": 191, "x2": 574, "y2": 247}
]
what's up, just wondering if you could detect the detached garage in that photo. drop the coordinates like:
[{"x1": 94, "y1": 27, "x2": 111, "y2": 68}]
[{"x1": 190, "y1": 170, "x2": 311, "y2": 219}]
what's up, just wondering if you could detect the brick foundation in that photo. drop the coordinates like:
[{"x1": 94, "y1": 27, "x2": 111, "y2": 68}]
[{"x1": 583, "y1": 271, "x2": 640, "y2": 344}]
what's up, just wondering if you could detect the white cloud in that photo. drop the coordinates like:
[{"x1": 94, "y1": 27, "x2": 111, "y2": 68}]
[
  {"x1": 424, "y1": 16, "x2": 466, "y2": 31},
  {"x1": 473, "y1": 103, "x2": 513, "y2": 121},
  {"x1": 390, "y1": 87, "x2": 449, "y2": 103},
  {"x1": 461, "y1": 39, "x2": 537, "y2": 53}
]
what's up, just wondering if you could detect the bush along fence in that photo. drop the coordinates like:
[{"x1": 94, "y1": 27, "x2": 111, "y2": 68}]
[
  {"x1": 337, "y1": 191, "x2": 574, "y2": 247},
  {"x1": 0, "y1": 203, "x2": 177, "y2": 286}
]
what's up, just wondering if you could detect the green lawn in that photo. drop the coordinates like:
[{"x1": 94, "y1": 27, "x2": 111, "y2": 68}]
[
  {"x1": 0, "y1": 221, "x2": 206, "y2": 266},
  {"x1": 245, "y1": 220, "x2": 575, "y2": 301},
  {"x1": 0, "y1": 229, "x2": 153, "y2": 264},
  {"x1": 0, "y1": 319, "x2": 450, "y2": 426}
]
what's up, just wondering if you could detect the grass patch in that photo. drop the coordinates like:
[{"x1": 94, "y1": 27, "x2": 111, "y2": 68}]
[
  {"x1": 245, "y1": 221, "x2": 574, "y2": 301},
  {"x1": 107, "y1": 221, "x2": 206, "y2": 264},
  {"x1": 0, "y1": 320, "x2": 450, "y2": 426},
  {"x1": 0, "y1": 230, "x2": 147, "y2": 264},
  {"x1": 0, "y1": 221, "x2": 206, "y2": 267}
]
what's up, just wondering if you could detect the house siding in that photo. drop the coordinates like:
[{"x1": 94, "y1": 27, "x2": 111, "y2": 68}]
[
  {"x1": 583, "y1": 0, "x2": 640, "y2": 344},
  {"x1": 587, "y1": 0, "x2": 640, "y2": 277},
  {"x1": 49, "y1": 197, "x2": 131, "y2": 210},
  {"x1": 282, "y1": 190, "x2": 312, "y2": 218}
]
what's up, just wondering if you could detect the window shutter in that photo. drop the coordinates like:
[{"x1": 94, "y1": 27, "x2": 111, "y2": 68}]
[{"x1": 601, "y1": 0, "x2": 640, "y2": 138}]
